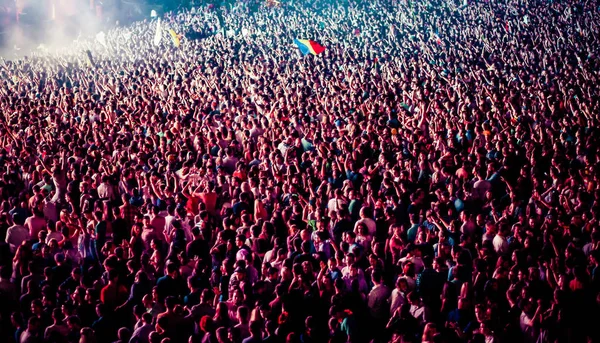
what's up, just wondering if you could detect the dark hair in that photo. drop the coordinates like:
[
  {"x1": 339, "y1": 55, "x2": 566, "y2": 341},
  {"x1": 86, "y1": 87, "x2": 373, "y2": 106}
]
[
  {"x1": 192, "y1": 227, "x2": 200, "y2": 236},
  {"x1": 372, "y1": 269, "x2": 383, "y2": 283},
  {"x1": 166, "y1": 262, "x2": 178, "y2": 274},
  {"x1": 165, "y1": 296, "x2": 177, "y2": 310},
  {"x1": 134, "y1": 304, "x2": 145, "y2": 317},
  {"x1": 250, "y1": 320, "x2": 262, "y2": 335},
  {"x1": 0, "y1": 265, "x2": 11, "y2": 279}
]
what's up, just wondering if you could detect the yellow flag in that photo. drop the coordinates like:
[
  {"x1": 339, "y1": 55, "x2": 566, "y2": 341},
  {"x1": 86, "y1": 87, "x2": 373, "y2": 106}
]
[{"x1": 169, "y1": 29, "x2": 180, "y2": 48}]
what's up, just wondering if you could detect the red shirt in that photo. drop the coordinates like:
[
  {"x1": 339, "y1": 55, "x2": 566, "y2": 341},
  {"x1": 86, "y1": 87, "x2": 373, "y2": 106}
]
[
  {"x1": 100, "y1": 283, "x2": 128, "y2": 310},
  {"x1": 199, "y1": 192, "x2": 218, "y2": 216},
  {"x1": 186, "y1": 195, "x2": 201, "y2": 216}
]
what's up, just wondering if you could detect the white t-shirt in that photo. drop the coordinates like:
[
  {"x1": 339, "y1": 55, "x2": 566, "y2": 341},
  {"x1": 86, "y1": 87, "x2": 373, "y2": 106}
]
[{"x1": 493, "y1": 235, "x2": 509, "y2": 255}]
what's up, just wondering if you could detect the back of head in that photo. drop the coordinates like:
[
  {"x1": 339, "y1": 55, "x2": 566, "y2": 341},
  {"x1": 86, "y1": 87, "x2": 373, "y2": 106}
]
[
  {"x1": 142, "y1": 312, "x2": 153, "y2": 324},
  {"x1": 165, "y1": 296, "x2": 177, "y2": 311},
  {"x1": 166, "y1": 262, "x2": 178, "y2": 275},
  {"x1": 149, "y1": 331, "x2": 162, "y2": 343},
  {"x1": 13, "y1": 213, "x2": 25, "y2": 226},
  {"x1": 250, "y1": 320, "x2": 262, "y2": 336},
  {"x1": 265, "y1": 320, "x2": 277, "y2": 335},
  {"x1": 237, "y1": 305, "x2": 249, "y2": 322}
]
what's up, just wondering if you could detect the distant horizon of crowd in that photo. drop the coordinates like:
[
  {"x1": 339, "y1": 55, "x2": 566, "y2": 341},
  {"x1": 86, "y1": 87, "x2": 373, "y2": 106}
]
[{"x1": 0, "y1": 0, "x2": 599, "y2": 343}]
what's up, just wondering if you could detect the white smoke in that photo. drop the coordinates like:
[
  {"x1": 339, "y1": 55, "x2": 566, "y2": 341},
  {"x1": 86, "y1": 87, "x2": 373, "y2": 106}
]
[{"x1": 0, "y1": 0, "x2": 122, "y2": 58}]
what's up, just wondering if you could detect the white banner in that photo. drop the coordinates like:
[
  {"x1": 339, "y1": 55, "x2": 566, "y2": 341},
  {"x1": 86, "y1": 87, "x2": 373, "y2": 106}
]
[{"x1": 153, "y1": 18, "x2": 162, "y2": 46}]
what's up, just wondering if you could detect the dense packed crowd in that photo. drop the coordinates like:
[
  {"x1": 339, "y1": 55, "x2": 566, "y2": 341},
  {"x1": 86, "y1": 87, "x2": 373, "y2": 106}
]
[{"x1": 1, "y1": 0, "x2": 600, "y2": 342}]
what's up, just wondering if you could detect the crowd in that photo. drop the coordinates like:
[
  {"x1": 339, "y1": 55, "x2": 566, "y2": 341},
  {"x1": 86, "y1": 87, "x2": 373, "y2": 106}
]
[{"x1": 1, "y1": 0, "x2": 600, "y2": 342}]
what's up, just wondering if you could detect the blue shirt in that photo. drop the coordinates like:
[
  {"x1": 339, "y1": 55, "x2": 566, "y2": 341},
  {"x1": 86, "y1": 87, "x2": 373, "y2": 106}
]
[
  {"x1": 407, "y1": 224, "x2": 419, "y2": 242},
  {"x1": 422, "y1": 220, "x2": 436, "y2": 231},
  {"x1": 341, "y1": 315, "x2": 358, "y2": 342}
]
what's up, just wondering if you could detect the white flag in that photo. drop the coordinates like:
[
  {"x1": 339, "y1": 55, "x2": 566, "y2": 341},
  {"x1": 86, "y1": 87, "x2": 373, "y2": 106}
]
[
  {"x1": 96, "y1": 31, "x2": 107, "y2": 47},
  {"x1": 523, "y1": 15, "x2": 529, "y2": 24},
  {"x1": 153, "y1": 18, "x2": 162, "y2": 46}
]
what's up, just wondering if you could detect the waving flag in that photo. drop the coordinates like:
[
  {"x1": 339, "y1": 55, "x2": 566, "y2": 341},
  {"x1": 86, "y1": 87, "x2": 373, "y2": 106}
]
[
  {"x1": 293, "y1": 39, "x2": 326, "y2": 55},
  {"x1": 85, "y1": 50, "x2": 95, "y2": 67},
  {"x1": 96, "y1": 31, "x2": 107, "y2": 47},
  {"x1": 169, "y1": 29, "x2": 180, "y2": 47},
  {"x1": 153, "y1": 18, "x2": 162, "y2": 46}
]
